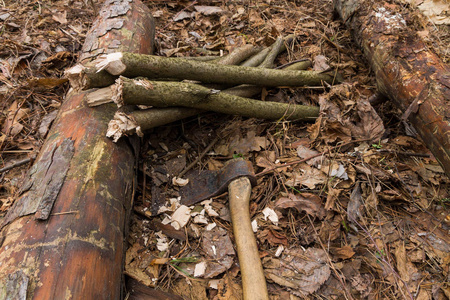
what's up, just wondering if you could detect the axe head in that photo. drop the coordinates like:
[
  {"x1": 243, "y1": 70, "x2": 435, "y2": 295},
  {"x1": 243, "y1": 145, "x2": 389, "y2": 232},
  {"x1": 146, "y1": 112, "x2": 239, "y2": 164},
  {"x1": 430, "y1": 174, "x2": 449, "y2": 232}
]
[{"x1": 179, "y1": 158, "x2": 257, "y2": 206}]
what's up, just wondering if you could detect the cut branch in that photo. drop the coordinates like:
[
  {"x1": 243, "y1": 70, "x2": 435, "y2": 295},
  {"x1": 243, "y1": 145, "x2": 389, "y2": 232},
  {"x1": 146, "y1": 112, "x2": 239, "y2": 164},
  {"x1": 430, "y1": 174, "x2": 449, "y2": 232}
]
[
  {"x1": 215, "y1": 45, "x2": 262, "y2": 65},
  {"x1": 93, "y1": 52, "x2": 340, "y2": 88},
  {"x1": 107, "y1": 108, "x2": 201, "y2": 142},
  {"x1": 102, "y1": 53, "x2": 315, "y2": 142},
  {"x1": 112, "y1": 77, "x2": 319, "y2": 121},
  {"x1": 335, "y1": 0, "x2": 450, "y2": 177}
]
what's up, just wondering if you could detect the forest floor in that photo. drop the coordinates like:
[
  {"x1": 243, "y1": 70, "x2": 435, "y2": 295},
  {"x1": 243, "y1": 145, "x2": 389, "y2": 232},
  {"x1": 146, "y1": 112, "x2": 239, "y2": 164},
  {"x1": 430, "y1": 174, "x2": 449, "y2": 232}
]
[{"x1": 0, "y1": 0, "x2": 449, "y2": 299}]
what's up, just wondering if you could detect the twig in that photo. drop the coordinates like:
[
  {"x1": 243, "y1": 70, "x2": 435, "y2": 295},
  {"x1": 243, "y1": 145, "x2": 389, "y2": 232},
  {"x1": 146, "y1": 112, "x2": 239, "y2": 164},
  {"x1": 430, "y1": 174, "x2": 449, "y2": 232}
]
[
  {"x1": 0, "y1": 156, "x2": 35, "y2": 173},
  {"x1": 178, "y1": 136, "x2": 219, "y2": 178},
  {"x1": 377, "y1": 149, "x2": 430, "y2": 158}
]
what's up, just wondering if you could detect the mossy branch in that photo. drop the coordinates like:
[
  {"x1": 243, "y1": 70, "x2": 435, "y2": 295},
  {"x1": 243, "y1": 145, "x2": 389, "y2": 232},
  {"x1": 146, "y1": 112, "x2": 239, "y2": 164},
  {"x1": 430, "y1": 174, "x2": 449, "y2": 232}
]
[
  {"x1": 112, "y1": 77, "x2": 319, "y2": 121},
  {"x1": 94, "y1": 52, "x2": 340, "y2": 88}
]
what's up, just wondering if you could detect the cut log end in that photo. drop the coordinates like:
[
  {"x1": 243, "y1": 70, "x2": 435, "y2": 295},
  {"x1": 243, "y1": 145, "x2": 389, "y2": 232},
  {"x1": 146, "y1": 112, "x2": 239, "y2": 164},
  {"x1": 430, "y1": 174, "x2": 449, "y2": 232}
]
[
  {"x1": 64, "y1": 64, "x2": 85, "y2": 91},
  {"x1": 106, "y1": 111, "x2": 141, "y2": 142},
  {"x1": 112, "y1": 77, "x2": 125, "y2": 107},
  {"x1": 86, "y1": 87, "x2": 114, "y2": 107},
  {"x1": 96, "y1": 52, "x2": 126, "y2": 75}
]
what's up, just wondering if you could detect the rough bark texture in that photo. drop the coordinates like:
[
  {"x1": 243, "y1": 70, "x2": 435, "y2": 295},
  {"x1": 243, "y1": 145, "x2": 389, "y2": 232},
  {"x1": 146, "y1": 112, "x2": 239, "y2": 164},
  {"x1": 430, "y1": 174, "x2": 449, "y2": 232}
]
[
  {"x1": 114, "y1": 77, "x2": 320, "y2": 121},
  {"x1": 94, "y1": 52, "x2": 340, "y2": 88},
  {"x1": 0, "y1": 0, "x2": 155, "y2": 299},
  {"x1": 334, "y1": 0, "x2": 450, "y2": 177}
]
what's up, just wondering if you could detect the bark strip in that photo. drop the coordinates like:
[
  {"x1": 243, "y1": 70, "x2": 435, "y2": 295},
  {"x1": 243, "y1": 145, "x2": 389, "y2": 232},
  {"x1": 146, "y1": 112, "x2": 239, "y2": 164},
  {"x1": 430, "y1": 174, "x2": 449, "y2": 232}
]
[
  {"x1": 334, "y1": 0, "x2": 450, "y2": 177},
  {"x1": 0, "y1": 0, "x2": 155, "y2": 299}
]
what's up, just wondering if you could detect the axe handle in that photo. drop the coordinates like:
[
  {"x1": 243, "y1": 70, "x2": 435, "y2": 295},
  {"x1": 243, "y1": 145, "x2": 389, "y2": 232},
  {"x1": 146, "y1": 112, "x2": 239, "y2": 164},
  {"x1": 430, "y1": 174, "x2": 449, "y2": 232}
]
[{"x1": 228, "y1": 177, "x2": 269, "y2": 300}]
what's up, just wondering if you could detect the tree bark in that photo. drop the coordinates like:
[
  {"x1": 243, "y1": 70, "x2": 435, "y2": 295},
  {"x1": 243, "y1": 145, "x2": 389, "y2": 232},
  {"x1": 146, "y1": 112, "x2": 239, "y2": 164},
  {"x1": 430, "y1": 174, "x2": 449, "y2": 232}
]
[
  {"x1": 334, "y1": 0, "x2": 450, "y2": 178},
  {"x1": 92, "y1": 52, "x2": 340, "y2": 88},
  {"x1": 112, "y1": 77, "x2": 319, "y2": 121},
  {"x1": 0, "y1": 0, "x2": 155, "y2": 299}
]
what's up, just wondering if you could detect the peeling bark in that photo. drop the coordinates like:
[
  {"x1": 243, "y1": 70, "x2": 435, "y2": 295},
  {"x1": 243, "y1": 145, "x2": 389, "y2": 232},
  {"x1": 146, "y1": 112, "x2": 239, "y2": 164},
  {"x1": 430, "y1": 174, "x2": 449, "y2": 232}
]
[
  {"x1": 0, "y1": 0, "x2": 155, "y2": 299},
  {"x1": 334, "y1": 0, "x2": 450, "y2": 177}
]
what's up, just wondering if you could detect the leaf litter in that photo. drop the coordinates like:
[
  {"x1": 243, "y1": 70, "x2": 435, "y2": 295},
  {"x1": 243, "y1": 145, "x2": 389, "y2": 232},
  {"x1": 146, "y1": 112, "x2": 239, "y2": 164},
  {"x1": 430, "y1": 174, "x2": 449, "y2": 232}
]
[{"x1": 0, "y1": 0, "x2": 449, "y2": 299}]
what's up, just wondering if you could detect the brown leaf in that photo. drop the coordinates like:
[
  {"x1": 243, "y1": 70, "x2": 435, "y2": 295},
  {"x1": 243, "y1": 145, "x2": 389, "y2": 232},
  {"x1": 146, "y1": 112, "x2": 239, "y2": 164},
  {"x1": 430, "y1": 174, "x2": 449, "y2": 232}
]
[
  {"x1": 217, "y1": 273, "x2": 242, "y2": 300},
  {"x1": 285, "y1": 164, "x2": 327, "y2": 189},
  {"x1": 201, "y1": 227, "x2": 235, "y2": 278},
  {"x1": 52, "y1": 11, "x2": 67, "y2": 24},
  {"x1": 348, "y1": 98, "x2": 385, "y2": 142},
  {"x1": 275, "y1": 193, "x2": 326, "y2": 219},
  {"x1": 215, "y1": 131, "x2": 267, "y2": 156},
  {"x1": 2, "y1": 101, "x2": 29, "y2": 136},
  {"x1": 347, "y1": 182, "x2": 363, "y2": 222},
  {"x1": 28, "y1": 77, "x2": 68, "y2": 89},
  {"x1": 263, "y1": 247, "x2": 331, "y2": 296},
  {"x1": 331, "y1": 245, "x2": 355, "y2": 260},
  {"x1": 258, "y1": 227, "x2": 288, "y2": 246}
]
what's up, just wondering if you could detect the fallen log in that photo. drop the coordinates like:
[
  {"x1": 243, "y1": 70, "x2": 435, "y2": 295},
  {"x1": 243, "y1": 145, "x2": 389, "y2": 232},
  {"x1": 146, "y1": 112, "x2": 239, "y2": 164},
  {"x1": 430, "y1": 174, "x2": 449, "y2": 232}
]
[
  {"x1": 334, "y1": 0, "x2": 450, "y2": 177},
  {"x1": 0, "y1": 0, "x2": 155, "y2": 299}
]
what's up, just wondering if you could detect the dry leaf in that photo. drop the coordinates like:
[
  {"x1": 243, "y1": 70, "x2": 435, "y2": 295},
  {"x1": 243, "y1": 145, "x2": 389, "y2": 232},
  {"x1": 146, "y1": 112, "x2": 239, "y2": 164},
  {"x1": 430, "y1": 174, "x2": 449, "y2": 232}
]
[
  {"x1": 285, "y1": 164, "x2": 327, "y2": 189},
  {"x1": 2, "y1": 101, "x2": 29, "y2": 136},
  {"x1": 313, "y1": 55, "x2": 330, "y2": 72},
  {"x1": 263, "y1": 247, "x2": 331, "y2": 296},
  {"x1": 52, "y1": 11, "x2": 67, "y2": 24},
  {"x1": 275, "y1": 193, "x2": 326, "y2": 219},
  {"x1": 330, "y1": 245, "x2": 355, "y2": 260},
  {"x1": 217, "y1": 273, "x2": 242, "y2": 300},
  {"x1": 202, "y1": 227, "x2": 235, "y2": 278},
  {"x1": 258, "y1": 227, "x2": 288, "y2": 246},
  {"x1": 194, "y1": 6, "x2": 224, "y2": 15}
]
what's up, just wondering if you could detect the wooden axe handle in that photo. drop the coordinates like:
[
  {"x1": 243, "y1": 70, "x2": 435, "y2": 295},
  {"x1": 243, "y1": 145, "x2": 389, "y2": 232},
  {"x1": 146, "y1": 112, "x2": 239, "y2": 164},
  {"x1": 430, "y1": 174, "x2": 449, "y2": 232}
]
[{"x1": 228, "y1": 177, "x2": 269, "y2": 300}]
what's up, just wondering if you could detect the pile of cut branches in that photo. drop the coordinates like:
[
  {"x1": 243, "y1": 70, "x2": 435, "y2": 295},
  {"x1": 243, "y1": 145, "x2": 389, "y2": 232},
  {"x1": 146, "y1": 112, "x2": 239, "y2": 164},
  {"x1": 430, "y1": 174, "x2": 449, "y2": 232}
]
[{"x1": 66, "y1": 37, "x2": 342, "y2": 141}]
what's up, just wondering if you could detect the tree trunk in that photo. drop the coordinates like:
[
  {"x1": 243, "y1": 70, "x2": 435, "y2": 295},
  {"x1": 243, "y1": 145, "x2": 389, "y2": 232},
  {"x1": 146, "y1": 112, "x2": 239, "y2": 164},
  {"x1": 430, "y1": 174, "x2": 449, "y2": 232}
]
[
  {"x1": 0, "y1": 0, "x2": 155, "y2": 299},
  {"x1": 334, "y1": 0, "x2": 450, "y2": 178}
]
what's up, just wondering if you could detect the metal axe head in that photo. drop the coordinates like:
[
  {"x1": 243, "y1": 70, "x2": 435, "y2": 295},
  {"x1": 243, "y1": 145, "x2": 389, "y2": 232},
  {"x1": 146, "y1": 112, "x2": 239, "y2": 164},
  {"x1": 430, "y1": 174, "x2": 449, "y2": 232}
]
[{"x1": 179, "y1": 158, "x2": 257, "y2": 206}]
